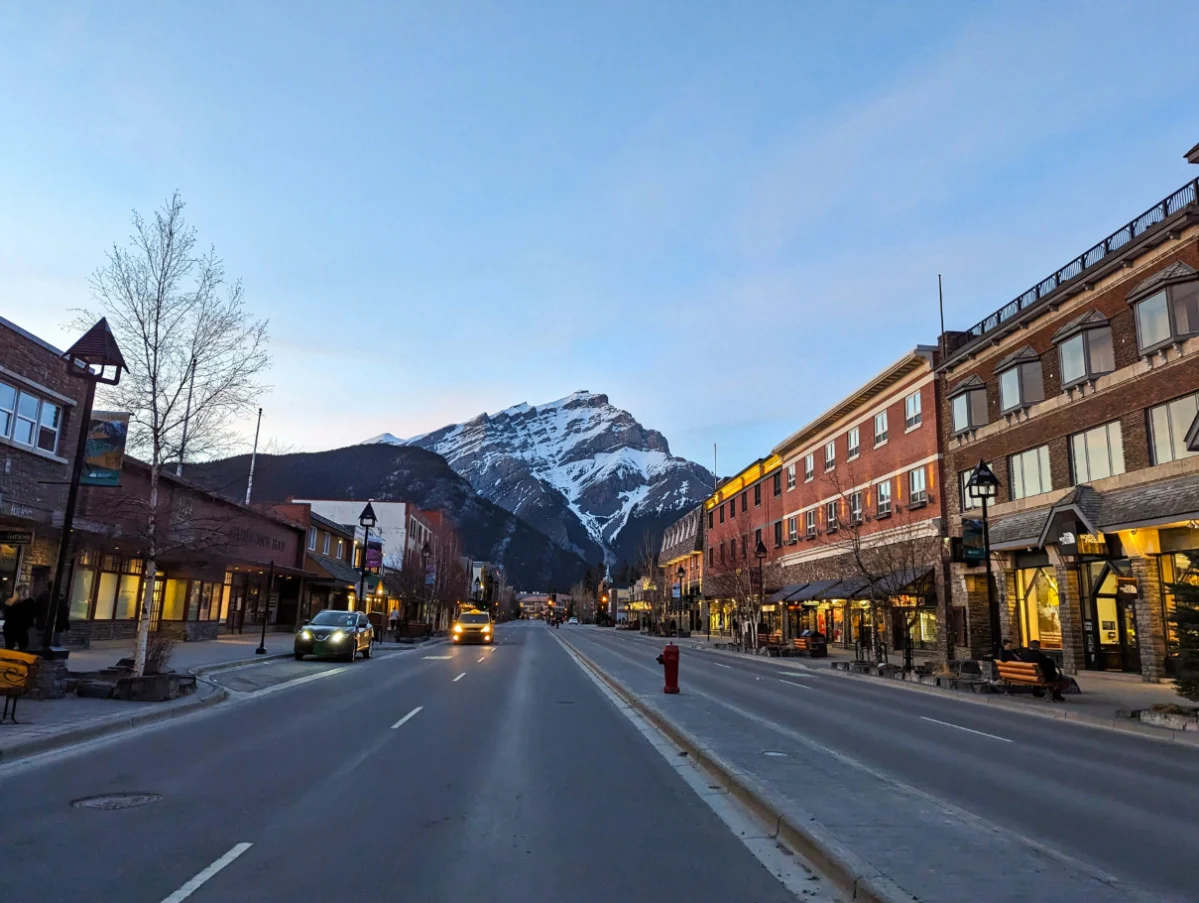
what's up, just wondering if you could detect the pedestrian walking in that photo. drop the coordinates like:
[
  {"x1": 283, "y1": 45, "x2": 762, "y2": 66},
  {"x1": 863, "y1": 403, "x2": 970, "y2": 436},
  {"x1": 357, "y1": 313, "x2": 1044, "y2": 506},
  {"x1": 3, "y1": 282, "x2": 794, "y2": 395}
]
[
  {"x1": 388, "y1": 605, "x2": 400, "y2": 641},
  {"x1": 2, "y1": 583, "x2": 36, "y2": 651}
]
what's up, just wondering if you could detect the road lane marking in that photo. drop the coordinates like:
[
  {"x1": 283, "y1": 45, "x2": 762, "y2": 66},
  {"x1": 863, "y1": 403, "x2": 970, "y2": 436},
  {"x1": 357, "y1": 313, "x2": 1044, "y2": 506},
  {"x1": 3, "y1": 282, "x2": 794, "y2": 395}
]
[
  {"x1": 390, "y1": 706, "x2": 423, "y2": 730},
  {"x1": 453, "y1": 672, "x2": 466, "y2": 682},
  {"x1": 920, "y1": 716, "x2": 1011, "y2": 742},
  {"x1": 711, "y1": 662, "x2": 733, "y2": 669},
  {"x1": 477, "y1": 656, "x2": 485, "y2": 662},
  {"x1": 160, "y1": 842, "x2": 252, "y2": 903},
  {"x1": 424, "y1": 655, "x2": 452, "y2": 660},
  {"x1": 780, "y1": 679, "x2": 812, "y2": 690}
]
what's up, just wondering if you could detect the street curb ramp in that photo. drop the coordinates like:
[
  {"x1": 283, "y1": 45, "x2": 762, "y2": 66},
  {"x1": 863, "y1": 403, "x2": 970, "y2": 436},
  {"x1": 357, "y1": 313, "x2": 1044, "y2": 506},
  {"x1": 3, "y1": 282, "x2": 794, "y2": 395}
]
[{"x1": 561, "y1": 636, "x2": 918, "y2": 903}]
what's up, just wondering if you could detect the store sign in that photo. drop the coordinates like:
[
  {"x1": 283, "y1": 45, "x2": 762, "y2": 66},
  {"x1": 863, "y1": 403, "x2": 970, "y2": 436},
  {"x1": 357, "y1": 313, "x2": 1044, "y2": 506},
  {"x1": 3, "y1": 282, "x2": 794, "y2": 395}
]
[
  {"x1": 80, "y1": 411, "x2": 130, "y2": 487},
  {"x1": 672, "y1": 582, "x2": 681, "y2": 599},
  {"x1": 365, "y1": 540, "x2": 383, "y2": 572},
  {"x1": 0, "y1": 530, "x2": 33, "y2": 545},
  {"x1": 1078, "y1": 533, "x2": 1108, "y2": 556}
]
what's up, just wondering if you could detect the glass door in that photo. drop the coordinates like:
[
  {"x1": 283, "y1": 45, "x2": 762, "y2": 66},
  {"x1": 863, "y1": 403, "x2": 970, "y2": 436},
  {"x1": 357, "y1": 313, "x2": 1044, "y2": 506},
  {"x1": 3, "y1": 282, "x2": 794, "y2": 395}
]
[{"x1": 1086, "y1": 561, "x2": 1141, "y2": 673}]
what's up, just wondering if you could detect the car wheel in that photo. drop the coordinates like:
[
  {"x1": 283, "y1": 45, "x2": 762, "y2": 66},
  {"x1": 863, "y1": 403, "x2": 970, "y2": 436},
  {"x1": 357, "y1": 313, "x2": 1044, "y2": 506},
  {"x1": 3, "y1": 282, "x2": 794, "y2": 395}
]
[
  {"x1": 294, "y1": 651, "x2": 305, "y2": 661},
  {"x1": 362, "y1": 642, "x2": 371, "y2": 659},
  {"x1": 343, "y1": 644, "x2": 355, "y2": 662}
]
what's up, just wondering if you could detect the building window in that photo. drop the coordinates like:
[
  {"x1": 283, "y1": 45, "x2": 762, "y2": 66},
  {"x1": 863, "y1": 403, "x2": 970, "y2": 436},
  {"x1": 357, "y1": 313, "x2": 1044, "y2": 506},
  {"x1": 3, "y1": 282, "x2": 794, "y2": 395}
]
[
  {"x1": 786, "y1": 464, "x2": 796, "y2": 490},
  {"x1": 1009, "y1": 445, "x2": 1052, "y2": 500},
  {"x1": 2, "y1": 384, "x2": 62, "y2": 455},
  {"x1": 1071, "y1": 421, "x2": 1125, "y2": 484},
  {"x1": 728, "y1": 499, "x2": 735, "y2": 520},
  {"x1": 719, "y1": 543, "x2": 725, "y2": 564},
  {"x1": 772, "y1": 472, "x2": 782, "y2": 496},
  {"x1": 876, "y1": 480, "x2": 892, "y2": 517},
  {"x1": 873, "y1": 410, "x2": 888, "y2": 445},
  {"x1": 754, "y1": 527, "x2": 762, "y2": 549},
  {"x1": 847, "y1": 426, "x2": 859, "y2": 458},
  {"x1": 773, "y1": 521, "x2": 783, "y2": 547},
  {"x1": 909, "y1": 467, "x2": 927, "y2": 504},
  {"x1": 1133, "y1": 282, "x2": 1199, "y2": 352},
  {"x1": 804, "y1": 454, "x2": 814, "y2": 481},
  {"x1": 904, "y1": 391, "x2": 922, "y2": 428},
  {"x1": 1149, "y1": 392, "x2": 1199, "y2": 465},
  {"x1": 307, "y1": 527, "x2": 317, "y2": 550},
  {"x1": 804, "y1": 509, "x2": 816, "y2": 538},
  {"x1": 998, "y1": 360, "x2": 1044, "y2": 412},
  {"x1": 708, "y1": 511, "x2": 713, "y2": 529},
  {"x1": 824, "y1": 440, "x2": 836, "y2": 468},
  {"x1": 951, "y1": 388, "x2": 988, "y2": 434},
  {"x1": 1057, "y1": 326, "x2": 1115, "y2": 386},
  {"x1": 707, "y1": 547, "x2": 713, "y2": 567},
  {"x1": 1015, "y1": 567, "x2": 1062, "y2": 650},
  {"x1": 322, "y1": 532, "x2": 331, "y2": 555},
  {"x1": 719, "y1": 505, "x2": 725, "y2": 524},
  {"x1": 729, "y1": 539, "x2": 736, "y2": 561},
  {"x1": 787, "y1": 516, "x2": 798, "y2": 542},
  {"x1": 850, "y1": 491, "x2": 863, "y2": 524},
  {"x1": 336, "y1": 538, "x2": 345, "y2": 560},
  {"x1": 754, "y1": 484, "x2": 761, "y2": 507},
  {"x1": 741, "y1": 492, "x2": 747, "y2": 512},
  {"x1": 825, "y1": 500, "x2": 838, "y2": 531}
]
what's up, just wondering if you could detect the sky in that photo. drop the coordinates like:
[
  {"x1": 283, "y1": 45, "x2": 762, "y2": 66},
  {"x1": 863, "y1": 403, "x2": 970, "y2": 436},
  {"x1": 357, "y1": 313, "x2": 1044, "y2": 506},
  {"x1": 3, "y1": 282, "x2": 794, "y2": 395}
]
[{"x1": 2, "y1": 1, "x2": 1198, "y2": 475}]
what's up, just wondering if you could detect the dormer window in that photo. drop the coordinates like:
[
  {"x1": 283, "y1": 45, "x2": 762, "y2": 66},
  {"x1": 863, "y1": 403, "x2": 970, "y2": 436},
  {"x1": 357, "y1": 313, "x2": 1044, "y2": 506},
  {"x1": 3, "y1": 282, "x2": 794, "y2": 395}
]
[
  {"x1": 949, "y1": 375, "x2": 988, "y2": 434},
  {"x1": 1053, "y1": 310, "x2": 1114, "y2": 387},
  {"x1": 996, "y1": 346, "x2": 1043, "y2": 413},
  {"x1": 1128, "y1": 261, "x2": 1199, "y2": 353}
]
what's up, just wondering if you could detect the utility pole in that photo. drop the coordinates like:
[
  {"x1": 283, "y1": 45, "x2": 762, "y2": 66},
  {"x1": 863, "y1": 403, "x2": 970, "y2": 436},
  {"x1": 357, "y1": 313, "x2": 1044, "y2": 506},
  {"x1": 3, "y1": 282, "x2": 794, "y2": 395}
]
[{"x1": 245, "y1": 407, "x2": 263, "y2": 505}]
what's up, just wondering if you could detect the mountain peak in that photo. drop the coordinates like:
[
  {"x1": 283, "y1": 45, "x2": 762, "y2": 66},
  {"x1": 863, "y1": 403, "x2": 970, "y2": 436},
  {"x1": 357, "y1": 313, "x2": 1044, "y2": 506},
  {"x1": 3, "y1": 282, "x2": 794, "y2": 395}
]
[{"x1": 368, "y1": 392, "x2": 711, "y2": 564}]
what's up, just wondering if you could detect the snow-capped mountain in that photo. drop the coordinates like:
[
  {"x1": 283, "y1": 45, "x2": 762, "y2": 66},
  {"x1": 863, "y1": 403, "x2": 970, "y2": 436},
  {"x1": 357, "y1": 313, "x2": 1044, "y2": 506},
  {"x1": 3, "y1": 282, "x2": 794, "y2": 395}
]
[{"x1": 365, "y1": 391, "x2": 713, "y2": 565}]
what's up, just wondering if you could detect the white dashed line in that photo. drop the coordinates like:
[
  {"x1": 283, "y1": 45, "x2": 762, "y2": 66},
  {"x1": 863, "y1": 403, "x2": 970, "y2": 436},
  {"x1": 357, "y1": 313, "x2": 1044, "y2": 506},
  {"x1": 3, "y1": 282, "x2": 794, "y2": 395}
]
[
  {"x1": 390, "y1": 706, "x2": 423, "y2": 729},
  {"x1": 711, "y1": 662, "x2": 733, "y2": 669},
  {"x1": 477, "y1": 656, "x2": 485, "y2": 663},
  {"x1": 423, "y1": 655, "x2": 452, "y2": 660},
  {"x1": 453, "y1": 672, "x2": 466, "y2": 682},
  {"x1": 780, "y1": 679, "x2": 812, "y2": 690},
  {"x1": 159, "y1": 842, "x2": 253, "y2": 903},
  {"x1": 920, "y1": 716, "x2": 1011, "y2": 742}
]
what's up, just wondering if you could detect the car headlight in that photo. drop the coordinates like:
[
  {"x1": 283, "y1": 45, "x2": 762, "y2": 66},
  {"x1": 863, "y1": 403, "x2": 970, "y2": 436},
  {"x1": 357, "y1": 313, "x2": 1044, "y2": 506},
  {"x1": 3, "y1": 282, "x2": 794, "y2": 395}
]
[
  {"x1": 330, "y1": 630, "x2": 345, "y2": 643},
  {"x1": 482, "y1": 625, "x2": 490, "y2": 633},
  {"x1": 453, "y1": 624, "x2": 462, "y2": 633},
  {"x1": 300, "y1": 630, "x2": 312, "y2": 640}
]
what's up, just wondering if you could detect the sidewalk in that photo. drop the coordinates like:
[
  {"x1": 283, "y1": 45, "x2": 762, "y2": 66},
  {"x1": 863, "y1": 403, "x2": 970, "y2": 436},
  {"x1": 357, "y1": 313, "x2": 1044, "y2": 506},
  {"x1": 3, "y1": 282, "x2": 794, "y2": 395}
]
[
  {"x1": 66, "y1": 632, "x2": 296, "y2": 674},
  {"x1": 678, "y1": 634, "x2": 1190, "y2": 740}
]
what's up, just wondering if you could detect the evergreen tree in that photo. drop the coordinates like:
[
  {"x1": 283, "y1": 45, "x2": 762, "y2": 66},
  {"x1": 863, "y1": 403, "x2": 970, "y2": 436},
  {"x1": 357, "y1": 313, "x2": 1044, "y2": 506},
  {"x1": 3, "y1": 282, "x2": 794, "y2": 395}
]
[{"x1": 1169, "y1": 580, "x2": 1199, "y2": 702}]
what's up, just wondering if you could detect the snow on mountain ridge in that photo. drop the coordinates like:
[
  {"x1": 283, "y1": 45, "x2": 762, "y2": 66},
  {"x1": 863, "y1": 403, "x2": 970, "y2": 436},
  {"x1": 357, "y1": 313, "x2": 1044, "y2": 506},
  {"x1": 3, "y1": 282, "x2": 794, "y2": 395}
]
[{"x1": 362, "y1": 391, "x2": 711, "y2": 561}]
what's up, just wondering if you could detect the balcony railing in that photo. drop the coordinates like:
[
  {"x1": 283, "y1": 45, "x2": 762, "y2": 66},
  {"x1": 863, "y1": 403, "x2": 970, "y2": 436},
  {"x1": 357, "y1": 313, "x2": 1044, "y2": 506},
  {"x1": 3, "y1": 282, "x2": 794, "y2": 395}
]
[{"x1": 959, "y1": 177, "x2": 1199, "y2": 348}]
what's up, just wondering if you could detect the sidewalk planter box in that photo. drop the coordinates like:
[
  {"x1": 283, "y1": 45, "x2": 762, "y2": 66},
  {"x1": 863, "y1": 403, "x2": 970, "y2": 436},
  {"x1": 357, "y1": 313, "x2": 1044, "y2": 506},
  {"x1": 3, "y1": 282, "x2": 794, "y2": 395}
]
[
  {"x1": 1138, "y1": 708, "x2": 1199, "y2": 732},
  {"x1": 112, "y1": 672, "x2": 196, "y2": 702}
]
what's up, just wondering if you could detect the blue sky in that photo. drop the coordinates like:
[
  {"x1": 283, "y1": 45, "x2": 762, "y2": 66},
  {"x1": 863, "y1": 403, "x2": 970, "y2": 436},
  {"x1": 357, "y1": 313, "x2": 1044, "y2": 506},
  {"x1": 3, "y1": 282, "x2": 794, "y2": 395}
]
[{"x1": 3, "y1": 1, "x2": 1197, "y2": 474}]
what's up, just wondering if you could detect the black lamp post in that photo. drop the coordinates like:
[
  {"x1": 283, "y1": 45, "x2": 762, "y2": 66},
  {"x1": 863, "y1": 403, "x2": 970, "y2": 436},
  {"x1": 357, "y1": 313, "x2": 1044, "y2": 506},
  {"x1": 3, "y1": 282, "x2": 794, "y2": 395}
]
[
  {"x1": 966, "y1": 460, "x2": 1001, "y2": 659},
  {"x1": 255, "y1": 560, "x2": 275, "y2": 655},
  {"x1": 676, "y1": 566, "x2": 685, "y2": 635},
  {"x1": 755, "y1": 539, "x2": 768, "y2": 635},
  {"x1": 357, "y1": 500, "x2": 377, "y2": 617},
  {"x1": 45, "y1": 319, "x2": 127, "y2": 654},
  {"x1": 420, "y1": 541, "x2": 431, "y2": 624}
]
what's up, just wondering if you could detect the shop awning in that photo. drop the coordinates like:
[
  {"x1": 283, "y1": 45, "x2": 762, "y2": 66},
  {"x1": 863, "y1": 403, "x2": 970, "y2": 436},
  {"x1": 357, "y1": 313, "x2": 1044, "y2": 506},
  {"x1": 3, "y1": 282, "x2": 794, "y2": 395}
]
[
  {"x1": 828, "y1": 576, "x2": 873, "y2": 600},
  {"x1": 767, "y1": 583, "x2": 808, "y2": 604},
  {"x1": 872, "y1": 565, "x2": 935, "y2": 597},
  {"x1": 789, "y1": 579, "x2": 842, "y2": 602},
  {"x1": 308, "y1": 553, "x2": 362, "y2": 587}
]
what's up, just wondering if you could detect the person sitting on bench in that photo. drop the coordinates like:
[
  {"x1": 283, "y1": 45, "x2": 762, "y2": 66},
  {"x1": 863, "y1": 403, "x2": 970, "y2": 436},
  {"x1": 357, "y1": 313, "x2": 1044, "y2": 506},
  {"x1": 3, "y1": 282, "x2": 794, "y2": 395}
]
[
  {"x1": 998, "y1": 638, "x2": 1021, "y2": 662},
  {"x1": 1023, "y1": 640, "x2": 1069, "y2": 702}
]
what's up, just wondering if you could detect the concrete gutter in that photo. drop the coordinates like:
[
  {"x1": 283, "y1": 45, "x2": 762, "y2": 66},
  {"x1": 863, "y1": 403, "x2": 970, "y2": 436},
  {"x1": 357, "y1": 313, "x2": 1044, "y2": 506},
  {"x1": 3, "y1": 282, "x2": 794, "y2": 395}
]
[
  {"x1": 0, "y1": 685, "x2": 228, "y2": 766},
  {"x1": 694, "y1": 644, "x2": 1199, "y2": 749},
  {"x1": 562, "y1": 637, "x2": 916, "y2": 903}
]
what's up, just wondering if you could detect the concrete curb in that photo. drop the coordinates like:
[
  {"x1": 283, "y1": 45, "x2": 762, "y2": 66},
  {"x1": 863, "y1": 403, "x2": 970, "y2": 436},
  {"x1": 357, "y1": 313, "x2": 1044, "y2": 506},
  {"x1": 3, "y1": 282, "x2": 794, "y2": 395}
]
[
  {"x1": 693, "y1": 645, "x2": 1199, "y2": 749},
  {"x1": 560, "y1": 636, "x2": 916, "y2": 903},
  {"x1": 191, "y1": 652, "x2": 293, "y2": 677},
  {"x1": 0, "y1": 686, "x2": 229, "y2": 766}
]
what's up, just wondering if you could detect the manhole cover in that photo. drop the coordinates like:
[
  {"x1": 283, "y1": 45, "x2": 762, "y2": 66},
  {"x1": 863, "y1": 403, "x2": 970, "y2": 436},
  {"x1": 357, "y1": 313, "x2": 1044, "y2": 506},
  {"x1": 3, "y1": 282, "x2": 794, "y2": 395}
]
[{"x1": 71, "y1": 792, "x2": 163, "y2": 811}]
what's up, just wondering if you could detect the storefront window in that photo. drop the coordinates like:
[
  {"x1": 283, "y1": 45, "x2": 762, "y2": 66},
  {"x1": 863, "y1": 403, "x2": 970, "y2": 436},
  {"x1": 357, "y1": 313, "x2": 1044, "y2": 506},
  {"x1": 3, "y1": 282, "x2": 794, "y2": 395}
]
[
  {"x1": 1160, "y1": 552, "x2": 1199, "y2": 655},
  {"x1": 161, "y1": 578, "x2": 189, "y2": 620},
  {"x1": 1016, "y1": 567, "x2": 1061, "y2": 649},
  {"x1": 70, "y1": 567, "x2": 95, "y2": 620},
  {"x1": 0, "y1": 543, "x2": 21, "y2": 602},
  {"x1": 94, "y1": 572, "x2": 119, "y2": 620},
  {"x1": 117, "y1": 575, "x2": 141, "y2": 619}
]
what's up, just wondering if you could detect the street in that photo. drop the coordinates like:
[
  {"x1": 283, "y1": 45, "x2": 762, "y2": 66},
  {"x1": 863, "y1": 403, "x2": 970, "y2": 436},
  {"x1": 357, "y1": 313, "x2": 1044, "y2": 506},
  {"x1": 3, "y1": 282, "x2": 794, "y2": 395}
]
[
  {"x1": 561, "y1": 628, "x2": 1199, "y2": 903},
  {"x1": 0, "y1": 623, "x2": 808, "y2": 903}
]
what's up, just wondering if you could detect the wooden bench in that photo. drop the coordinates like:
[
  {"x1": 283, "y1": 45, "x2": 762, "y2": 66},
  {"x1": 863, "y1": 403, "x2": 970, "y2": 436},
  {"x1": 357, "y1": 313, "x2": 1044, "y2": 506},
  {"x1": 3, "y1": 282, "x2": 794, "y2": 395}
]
[
  {"x1": 1, "y1": 649, "x2": 39, "y2": 724},
  {"x1": 792, "y1": 636, "x2": 829, "y2": 659},
  {"x1": 996, "y1": 660, "x2": 1053, "y2": 691}
]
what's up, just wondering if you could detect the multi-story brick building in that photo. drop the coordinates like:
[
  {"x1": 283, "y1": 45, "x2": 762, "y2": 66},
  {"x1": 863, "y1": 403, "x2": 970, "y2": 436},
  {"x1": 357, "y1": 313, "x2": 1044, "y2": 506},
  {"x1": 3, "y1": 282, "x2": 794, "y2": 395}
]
[
  {"x1": 771, "y1": 348, "x2": 946, "y2": 652},
  {"x1": 658, "y1": 503, "x2": 705, "y2": 632},
  {"x1": 939, "y1": 156, "x2": 1199, "y2": 681},
  {"x1": 0, "y1": 316, "x2": 89, "y2": 605},
  {"x1": 269, "y1": 502, "x2": 360, "y2": 616}
]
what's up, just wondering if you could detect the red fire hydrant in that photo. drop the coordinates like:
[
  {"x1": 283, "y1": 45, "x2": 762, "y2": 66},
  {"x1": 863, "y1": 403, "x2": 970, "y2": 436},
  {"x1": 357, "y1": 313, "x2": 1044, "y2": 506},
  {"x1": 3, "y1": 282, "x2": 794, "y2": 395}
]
[{"x1": 657, "y1": 643, "x2": 680, "y2": 694}]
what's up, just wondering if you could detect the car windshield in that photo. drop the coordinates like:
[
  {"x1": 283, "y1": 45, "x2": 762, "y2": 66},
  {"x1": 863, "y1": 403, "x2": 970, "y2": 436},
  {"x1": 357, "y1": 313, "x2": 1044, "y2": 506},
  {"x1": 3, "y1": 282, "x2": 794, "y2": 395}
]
[
  {"x1": 459, "y1": 613, "x2": 489, "y2": 624},
  {"x1": 308, "y1": 611, "x2": 356, "y2": 628}
]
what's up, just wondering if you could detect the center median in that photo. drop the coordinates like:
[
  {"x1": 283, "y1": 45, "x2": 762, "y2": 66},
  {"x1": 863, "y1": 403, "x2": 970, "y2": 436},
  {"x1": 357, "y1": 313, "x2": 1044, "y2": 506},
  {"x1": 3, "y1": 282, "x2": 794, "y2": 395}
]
[{"x1": 558, "y1": 629, "x2": 1161, "y2": 903}]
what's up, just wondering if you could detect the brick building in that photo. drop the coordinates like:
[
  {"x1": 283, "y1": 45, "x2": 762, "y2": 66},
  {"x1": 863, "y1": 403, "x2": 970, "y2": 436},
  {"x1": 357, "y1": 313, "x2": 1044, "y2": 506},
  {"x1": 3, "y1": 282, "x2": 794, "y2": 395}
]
[
  {"x1": 0, "y1": 316, "x2": 89, "y2": 605},
  {"x1": 771, "y1": 347, "x2": 946, "y2": 652},
  {"x1": 270, "y1": 502, "x2": 360, "y2": 616},
  {"x1": 939, "y1": 160, "x2": 1199, "y2": 681},
  {"x1": 658, "y1": 503, "x2": 705, "y2": 632}
]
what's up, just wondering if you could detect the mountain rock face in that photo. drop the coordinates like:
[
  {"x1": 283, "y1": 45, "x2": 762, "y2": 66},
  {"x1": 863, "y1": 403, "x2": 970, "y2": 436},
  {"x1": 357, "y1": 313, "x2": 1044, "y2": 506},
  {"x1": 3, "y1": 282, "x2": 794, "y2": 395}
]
[
  {"x1": 365, "y1": 391, "x2": 713, "y2": 567},
  {"x1": 188, "y1": 444, "x2": 588, "y2": 590}
]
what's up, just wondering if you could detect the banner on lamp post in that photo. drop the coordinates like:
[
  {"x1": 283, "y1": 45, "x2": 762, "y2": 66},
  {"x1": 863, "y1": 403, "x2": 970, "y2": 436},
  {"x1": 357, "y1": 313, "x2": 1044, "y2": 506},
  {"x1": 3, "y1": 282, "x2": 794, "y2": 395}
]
[{"x1": 80, "y1": 411, "x2": 130, "y2": 487}]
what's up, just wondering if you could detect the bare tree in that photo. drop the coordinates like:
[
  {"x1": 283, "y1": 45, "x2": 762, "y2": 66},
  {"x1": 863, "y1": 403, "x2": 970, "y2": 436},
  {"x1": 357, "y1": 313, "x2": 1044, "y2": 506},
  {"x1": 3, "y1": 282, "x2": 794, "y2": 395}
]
[
  {"x1": 705, "y1": 559, "x2": 788, "y2": 652},
  {"x1": 79, "y1": 193, "x2": 270, "y2": 674}
]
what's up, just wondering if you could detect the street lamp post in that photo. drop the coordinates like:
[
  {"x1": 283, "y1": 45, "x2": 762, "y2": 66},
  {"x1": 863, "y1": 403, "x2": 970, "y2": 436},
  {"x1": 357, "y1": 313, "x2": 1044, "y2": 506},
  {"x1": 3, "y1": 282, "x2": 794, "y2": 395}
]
[
  {"x1": 255, "y1": 561, "x2": 275, "y2": 655},
  {"x1": 419, "y1": 541, "x2": 431, "y2": 627},
  {"x1": 676, "y1": 566, "x2": 685, "y2": 637},
  {"x1": 755, "y1": 539, "x2": 768, "y2": 641},
  {"x1": 357, "y1": 500, "x2": 378, "y2": 617},
  {"x1": 966, "y1": 460, "x2": 1001, "y2": 660},
  {"x1": 45, "y1": 319, "x2": 127, "y2": 654}
]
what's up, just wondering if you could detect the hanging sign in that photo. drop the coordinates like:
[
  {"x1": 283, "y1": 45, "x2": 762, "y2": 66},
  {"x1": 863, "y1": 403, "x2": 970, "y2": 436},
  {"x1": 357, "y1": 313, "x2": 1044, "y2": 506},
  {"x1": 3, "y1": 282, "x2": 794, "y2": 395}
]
[
  {"x1": 80, "y1": 411, "x2": 130, "y2": 487},
  {"x1": 961, "y1": 519, "x2": 986, "y2": 563}
]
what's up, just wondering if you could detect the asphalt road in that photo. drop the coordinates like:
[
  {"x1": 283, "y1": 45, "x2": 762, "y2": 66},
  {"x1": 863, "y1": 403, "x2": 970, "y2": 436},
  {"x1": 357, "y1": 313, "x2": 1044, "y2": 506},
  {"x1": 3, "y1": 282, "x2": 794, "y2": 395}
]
[
  {"x1": 563, "y1": 628, "x2": 1199, "y2": 903},
  {"x1": 0, "y1": 623, "x2": 805, "y2": 903}
]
